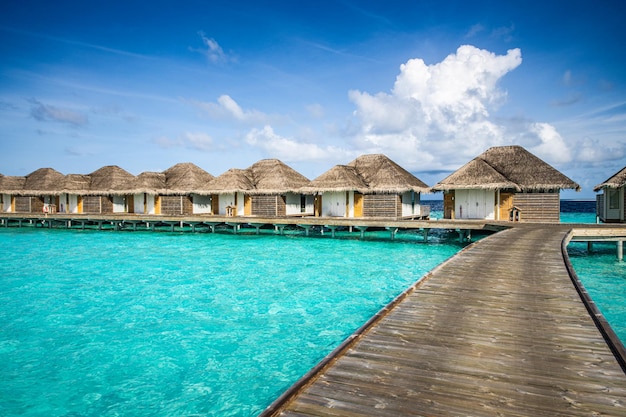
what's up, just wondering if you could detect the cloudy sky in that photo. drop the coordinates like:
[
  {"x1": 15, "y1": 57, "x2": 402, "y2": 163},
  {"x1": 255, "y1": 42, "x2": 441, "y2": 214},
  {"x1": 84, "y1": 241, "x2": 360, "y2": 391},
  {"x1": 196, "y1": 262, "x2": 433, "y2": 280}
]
[{"x1": 1, "y1": 1, "x2": 625, "y2": 199}]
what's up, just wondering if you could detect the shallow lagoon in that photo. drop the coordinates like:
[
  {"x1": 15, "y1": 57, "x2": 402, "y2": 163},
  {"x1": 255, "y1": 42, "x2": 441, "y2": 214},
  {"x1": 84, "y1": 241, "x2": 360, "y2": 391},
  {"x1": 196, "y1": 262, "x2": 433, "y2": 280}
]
[{"x1": 0, "y1": 227, "x2": 462, "y2": 416}]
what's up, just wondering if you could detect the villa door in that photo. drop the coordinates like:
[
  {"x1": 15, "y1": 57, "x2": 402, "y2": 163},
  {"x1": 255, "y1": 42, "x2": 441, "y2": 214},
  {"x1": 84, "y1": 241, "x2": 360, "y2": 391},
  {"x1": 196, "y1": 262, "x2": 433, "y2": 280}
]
[
  {"x1": 444, "y1": 192, "x2": 455, "y2": 219},
  {"x1": 499, "y1": 192, "x2": 514, "y2": 220},
  {"x1": 354, "y1": 193, "x2": 363, "y2": 217}
]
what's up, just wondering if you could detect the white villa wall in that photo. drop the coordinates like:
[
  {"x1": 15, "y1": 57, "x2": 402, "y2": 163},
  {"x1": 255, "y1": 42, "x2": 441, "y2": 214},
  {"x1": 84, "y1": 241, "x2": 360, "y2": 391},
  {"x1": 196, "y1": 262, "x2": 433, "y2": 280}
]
[
  {"x1": 455, "y1": 189, "x2": 495, "y2": 219},
  {"x1": 218, "y1": 193, "x2": 236, "y2": 215},
  {"x1": 322, "y1": 191, "x2": 346, "y2": 217},
  {"x1": 285, "y1": 193, "x2": 300, "y2": 215},
  {"x1": 192, "y1": 194, "x2": 212, "y2": 214},
  {"x1": 236, "y1": 192, "x2": 245, "y2": 216},
  {"x1": 347, "y1": 191, "x2": 355, "y2": 217},
  {"x1": 68, "y1": 194, "x2": 79, "y2": 213},
  {"x1": 133, "y1": 193, "x2": 144, "y2": 214},
  {"x1": 2, "y1": 194, "x2": 11, "y2": 212},
  {"x1": 113, "y1": 195, "x2": 126, "y2": 213}
]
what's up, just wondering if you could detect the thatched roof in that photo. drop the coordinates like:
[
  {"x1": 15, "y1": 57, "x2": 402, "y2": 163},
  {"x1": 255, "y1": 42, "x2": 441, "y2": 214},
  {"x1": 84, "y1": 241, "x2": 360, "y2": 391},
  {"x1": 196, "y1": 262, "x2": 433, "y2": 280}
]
[
  {"x1": 62, "y1": 174, "x2": 91, "y2": 194},
  {"x1": 163, "y1": 162, "x2": 214, "y2": 195},
  {"x1": 132, "y1": 172, "x2": 167, "y2": 194},
  {"x1": 22, "y1": 168, "x2": 66, "y2": 196},
  {"x1": 87, "y1": 165, "x2": 135, "y2": 195},
  {"x1": 433, "y1": 146, "x2": 580, "y2": 192},
  {"x1": 347, "y1": 154, "x2": 430, "y2": 194},
  {"x1": 0, "y1": 174, "x2": 26, "y2": 194},
  {"x1": 433, "y1": 158, "x2": 520, "y2": 191},
  {"x1": 593, "y1": 166, "x2": 626, "y2": 191},
  {"x1": 206, "y1": 168, "x2": 255, "y2": 194},
  {"x1": 246, "y1": 159, "x2": 310, "y2": 195},
  {"x1": 300, "y1": 165, "x2": 368, "y2": 194}
]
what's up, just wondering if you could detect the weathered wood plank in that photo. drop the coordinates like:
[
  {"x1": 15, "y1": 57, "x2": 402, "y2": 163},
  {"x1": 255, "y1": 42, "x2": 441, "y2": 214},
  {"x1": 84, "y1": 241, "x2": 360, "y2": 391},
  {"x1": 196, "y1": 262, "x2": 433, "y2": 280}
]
[{"x1": 262, "y1": 226, "x2": 626, "y2": 417}]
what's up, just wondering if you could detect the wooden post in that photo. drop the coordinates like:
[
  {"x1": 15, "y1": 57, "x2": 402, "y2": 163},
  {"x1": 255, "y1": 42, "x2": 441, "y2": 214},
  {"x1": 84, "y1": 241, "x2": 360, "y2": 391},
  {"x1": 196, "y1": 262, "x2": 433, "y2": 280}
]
[{"x1": 617, "y1": 240, "x2": 623, "y2": 262}]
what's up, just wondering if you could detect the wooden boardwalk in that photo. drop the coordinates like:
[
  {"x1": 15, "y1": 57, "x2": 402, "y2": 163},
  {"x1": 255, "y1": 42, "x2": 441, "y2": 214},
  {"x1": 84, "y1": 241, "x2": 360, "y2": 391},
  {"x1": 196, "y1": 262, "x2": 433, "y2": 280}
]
[{"x1": 262, "y1": 225, "x2": 626, "y2": 416}]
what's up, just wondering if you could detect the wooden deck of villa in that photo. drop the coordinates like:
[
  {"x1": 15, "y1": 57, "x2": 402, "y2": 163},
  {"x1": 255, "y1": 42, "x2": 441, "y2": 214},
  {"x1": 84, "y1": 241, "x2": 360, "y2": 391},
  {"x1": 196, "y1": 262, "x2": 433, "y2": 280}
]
[{"x1": 261, "y1": 225, "x2": 626, "y2": 417}]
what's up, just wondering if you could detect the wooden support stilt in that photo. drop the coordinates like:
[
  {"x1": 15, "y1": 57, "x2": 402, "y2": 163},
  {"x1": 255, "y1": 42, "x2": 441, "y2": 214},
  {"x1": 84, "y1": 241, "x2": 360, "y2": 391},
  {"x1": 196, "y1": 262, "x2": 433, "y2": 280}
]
[
  {"x1": 422, "y1": 228, "x2": 429, "y2": 242},
  {"x1": 325, "y1": 225, "x2": 338, "y2": 238},
  {"x1": 249, "y1": 223, "x2": 264, "y2": 234},
  {"x1": 588, "y1": 241, "x2": 593, "y2": 253},
  {"x1": 298, "y1": 224, "x2": 312, "y2": 236},
  {"x1": 617, "y1": 240, "x2": 623, "y2": 262},
  {"x1": 356, "y1": 226, "x2": 368, "y2": 239}
]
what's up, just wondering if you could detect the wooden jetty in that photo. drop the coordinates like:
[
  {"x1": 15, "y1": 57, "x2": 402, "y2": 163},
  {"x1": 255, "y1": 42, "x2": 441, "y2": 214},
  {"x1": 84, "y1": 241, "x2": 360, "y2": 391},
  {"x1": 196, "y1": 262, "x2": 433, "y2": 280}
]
[
  {"x1": 261, "y1": 225, "x2": 626, "y2": 417},
  {"x1": 0, "y1": 213, "x2": 502, "y2": 242}
]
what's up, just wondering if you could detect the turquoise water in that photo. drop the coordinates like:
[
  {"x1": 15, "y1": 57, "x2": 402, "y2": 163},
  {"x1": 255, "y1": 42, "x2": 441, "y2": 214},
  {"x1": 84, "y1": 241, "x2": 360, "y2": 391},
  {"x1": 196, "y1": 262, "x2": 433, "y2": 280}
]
[
  {"x1": 0, "y1": 227, "x2": 461, "y2": 417},
  {"x1": 567, "y1": 242, "x2": 626, "y2": 344}
]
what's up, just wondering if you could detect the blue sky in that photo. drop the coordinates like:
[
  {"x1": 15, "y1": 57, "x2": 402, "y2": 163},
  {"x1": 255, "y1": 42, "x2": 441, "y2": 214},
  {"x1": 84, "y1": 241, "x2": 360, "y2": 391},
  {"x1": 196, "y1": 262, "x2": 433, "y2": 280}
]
[{"x1": 1, "y1": 1, "x2": 625, "y2": 199}]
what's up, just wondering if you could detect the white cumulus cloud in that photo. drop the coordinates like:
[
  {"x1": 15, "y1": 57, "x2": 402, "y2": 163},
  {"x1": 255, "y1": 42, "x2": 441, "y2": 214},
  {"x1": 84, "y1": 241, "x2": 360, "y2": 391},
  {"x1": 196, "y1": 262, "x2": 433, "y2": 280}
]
[
  {"x1": 245, "y1": 125, "x2": 349, "y2": 162},
  {"x1": 528, "y1": 122, "x2": 571, "y2": 163},
  {"x1": 188, "y1": 95, "x2": 270, "y2": 125},
  {"x1": 348, "y1": 45, "x2": 572, "y2": 170}
]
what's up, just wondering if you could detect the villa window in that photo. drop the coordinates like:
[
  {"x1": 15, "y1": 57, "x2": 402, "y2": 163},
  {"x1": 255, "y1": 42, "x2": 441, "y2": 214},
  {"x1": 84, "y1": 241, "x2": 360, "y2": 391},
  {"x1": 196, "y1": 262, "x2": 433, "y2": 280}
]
[{"x1": 608, "y1": 189, "x2": 620, "y2": 209}]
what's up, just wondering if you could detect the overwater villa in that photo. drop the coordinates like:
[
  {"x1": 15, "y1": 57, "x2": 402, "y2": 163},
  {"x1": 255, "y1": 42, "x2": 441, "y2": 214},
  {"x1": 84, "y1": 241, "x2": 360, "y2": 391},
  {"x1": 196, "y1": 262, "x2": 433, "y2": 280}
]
[
  {"x1": 161, "y1": 163, "x2": 214, "y2": 215},
  {"x1": 129, "y1": 171, "x2": 166, "y2": 215},
  {"x1": 60, "y1": 174, "x2": 91, "y2": 214},
  {"x1": 246, "y1": 159, "x2": 313, "y2": 216},
  {"x1": 594, "y1": 166, "x2": 626, "y2": 223},
  {"x1": 84, "y1": 165, "x2": 136, "y2": 214},
  {"x1": 207, "y1": 159, "x2": 313, "y2": 216},
  {"x1": 302, "y1": 154, "x2": 431, "y2": 218},
  {"x1": 1, "y1": 150, "x2": 584, "y2": 221},
  {"x1": 0, "y1": 174, "x2": 26, "y2": 212},
  {"x1": 433, "y1": 145, "x2": 580, "y2": 222},
  {"x1": 0, "y1": 168, "x2": 58, "y2": 213},
  {"x1": 206, "y1": 168, "x2": 255, "y2": 216},
  {"x1": 348, "y1": 154, "x2": 431, "y2": 218},
  {"x1": 301, "y1": 164, "x2": 368, "y2": 217}
]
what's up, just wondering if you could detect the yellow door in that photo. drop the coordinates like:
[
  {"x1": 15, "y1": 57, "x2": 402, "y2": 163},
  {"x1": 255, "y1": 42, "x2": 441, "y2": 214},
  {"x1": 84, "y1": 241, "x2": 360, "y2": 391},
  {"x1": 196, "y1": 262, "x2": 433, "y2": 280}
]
[
  {"x1": 354, "y1": 193, "x2": 363, "y2": 217},
  {"x1": 499, "y1": 192, "x2": 514, "y2": 221},
  {"x1": 155, "y1": 195, "x2": 161, "y2": 215},
  {"x1": 211, "y1": 195, "x2": 219, "y2": 215},
  {"x1": 77, "y1": 196, "x2": 83, "y2": 214},
  {"x1": 244, "y1": 195, "x2": 252, "y2": 215}
]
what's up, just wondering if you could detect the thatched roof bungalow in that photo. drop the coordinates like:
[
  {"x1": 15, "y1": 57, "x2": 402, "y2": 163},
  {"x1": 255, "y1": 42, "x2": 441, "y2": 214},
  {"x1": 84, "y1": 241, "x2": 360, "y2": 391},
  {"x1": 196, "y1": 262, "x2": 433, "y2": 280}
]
[
  {"x1": 160, "y1": 163, "x2": 214, "y2": 215},
  {"x1": 302, "y1": 154, "x2": 431, "y2": 218},
  {"x1": 81, "y1": 165, "x2": 136, "y2": 214},
  {"x1": 0, "y1": 174, "x2": 26, "y2": 213},
  {"x1": 246, "y1": 159, "x2": 312, "y2": 216},
  {"x1": 301, "y1": 165, "x2": 368, "y2": 217},
  {"x1": 594, "y1": 166, "x2": 626, "y2": 223},
  {"x1": 206, "y1": 168, "x2": 254, "y2": 215},
  {"x1": 433, "y1": 145, "x2": 580, "y2": 222},
  {"x1": 127, "y1": 172, "x2": 167, "y2": 214},
  {"x1": 348, "y1": 154, "x2": 431, "y2": 218},
  {"x1": 8, "y1": 168, "x2": 66, "y2": 213},
  {"x1": 58, "y1": 174, "x2": 91, "y2": 214},
  {"x1": 206, "y1": 159, "x2": 311, "y2": 217}
]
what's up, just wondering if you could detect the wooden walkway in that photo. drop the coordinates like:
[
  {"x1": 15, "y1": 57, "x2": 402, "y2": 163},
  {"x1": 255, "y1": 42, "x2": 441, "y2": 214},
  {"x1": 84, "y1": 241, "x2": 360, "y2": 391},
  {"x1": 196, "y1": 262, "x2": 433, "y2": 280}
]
[{"x1": 261, "y1": 225, "x2": 626, "y2": 416}]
